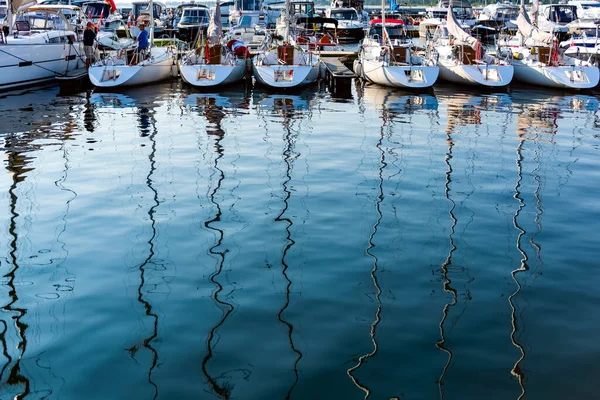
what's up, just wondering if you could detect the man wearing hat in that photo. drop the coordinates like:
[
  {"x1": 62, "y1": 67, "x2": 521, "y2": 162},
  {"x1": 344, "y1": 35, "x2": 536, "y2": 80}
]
[{"x1": 132, "y1": 23, "x2": 149, "y2": 65}]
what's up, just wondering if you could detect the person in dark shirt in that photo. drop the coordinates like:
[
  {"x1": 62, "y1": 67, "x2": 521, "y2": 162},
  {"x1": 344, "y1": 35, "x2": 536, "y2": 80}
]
[{"x1": 83, "y1": 21, "x2": 96, "y2": 69}]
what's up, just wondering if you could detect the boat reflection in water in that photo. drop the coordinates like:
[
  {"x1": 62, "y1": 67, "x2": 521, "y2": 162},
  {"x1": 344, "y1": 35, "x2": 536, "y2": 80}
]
[
  {"x1": 358, "y1": 83, "x2": 439, "y2": 117},
  {"x1": 0, "y1": 91, "x2": 82, "y2": 397}
]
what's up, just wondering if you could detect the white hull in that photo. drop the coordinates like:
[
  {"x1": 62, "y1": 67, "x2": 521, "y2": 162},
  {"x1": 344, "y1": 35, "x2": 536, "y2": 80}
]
[
  {"x1": 253, "y1": 64, "x2": 320, "y2": 88},
  {"x1": 179, "y1": 60, "x2": 246, "y2": 87},
  {"x1": 438, "y1": 62, "x2": 514, "y2": 87},
  {"x1": 512, "y1": 46, "x2": 600, "y2": 89},
  {"x1": 0, "y1": 41, "x2": 83, "y2": 91},
  {"x1": 252, "y1": 47, "x2": 320, "y2": 88},
  {"x1": 89, "y1": 47, "x2": 175, "y2": 88},
  {"x1": 513, "y1": 62, "x2": 599, "y2": 89},
  {"x1": 436, "y1": 45, "x2": 513, "y2": 87},
  {"x1": 355, "y1": 58, "x2": 439, "y2": 89}
]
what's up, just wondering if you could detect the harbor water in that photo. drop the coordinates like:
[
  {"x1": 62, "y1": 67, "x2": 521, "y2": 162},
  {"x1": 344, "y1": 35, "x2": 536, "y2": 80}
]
[{"x1": 0, "y1": 81, "x2": 599, "y2": 399}]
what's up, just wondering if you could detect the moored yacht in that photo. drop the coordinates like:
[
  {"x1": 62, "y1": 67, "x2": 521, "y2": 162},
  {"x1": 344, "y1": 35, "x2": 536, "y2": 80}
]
[
  {"x1": 512, "y1": 5, "x2": 599, "y2": 89},
  {"x1": 253, "y1": 0, "x2": 321, "y2": 89},
  {"x1": 354, "y1": 16, "x2": 439, "y2": 89},
  {"x1": 0, "y1": 3, "x2": 84, "y2": 91},
  {"x1": 88, "y1": 0, "x2": 175, "y2": 88},
  {"x1": 434, "y1": 4, "x2": 513, "y2": 87},
  {"x1": 178, "y1": 0, "x2": 247, "y2": 88}
]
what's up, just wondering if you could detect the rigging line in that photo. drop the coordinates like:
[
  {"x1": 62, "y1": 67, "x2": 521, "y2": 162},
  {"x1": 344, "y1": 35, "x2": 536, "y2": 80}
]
[
  {"x1": 435, "y1": 131, "x2": 458, "y2": 400},
  {"x1": 347, "y1": 121, "x2": 386, "y2": 400},
  {"x1": 1, "y1": 136, "x2": 31, "y2": 399},
  {"x1": 201, "y1": 134, "x2": 234, "y2": 400},
  {"x1": 274, "y1": 118, "x2": 302, "y2": 400},
  {"x1": 128, "y1": 108, "x2": 160, "y2": 400},
  {"x1": 0, "y1": 45, "x2": 78, "y2": 76},
  {"x1": 508, "y1": 139, "x2": 528, "y2": 400}
]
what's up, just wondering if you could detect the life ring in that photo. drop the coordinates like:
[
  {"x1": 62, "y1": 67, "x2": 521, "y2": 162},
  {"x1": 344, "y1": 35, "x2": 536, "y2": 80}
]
[{"x1": 380, "y1": 47, "x2": 388, "y2": 57}]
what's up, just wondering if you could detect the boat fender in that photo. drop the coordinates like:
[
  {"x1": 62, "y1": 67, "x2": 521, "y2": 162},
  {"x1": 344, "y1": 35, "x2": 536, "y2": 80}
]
[
  {"x1": 512, "y1": 52, "x2": 523, "y2": 60},
  {"x1": 530, "y1": 47, "x2": 536, "y2": 55}
]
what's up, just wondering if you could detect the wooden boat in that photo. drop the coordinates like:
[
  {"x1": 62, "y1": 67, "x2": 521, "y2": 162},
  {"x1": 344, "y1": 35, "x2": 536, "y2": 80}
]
[
  {"x1": 353, "y1": 16, "x2": 439, "y2": 89},
  {"x1": 511, "y1": 5, "x2": 599, "y2": 89},
  {"x1": 0, "y1": 4, "x2": 84, "y2": 91},
  {"x1": 88, "y1": 0, "x2": 175, "y2": 88}
]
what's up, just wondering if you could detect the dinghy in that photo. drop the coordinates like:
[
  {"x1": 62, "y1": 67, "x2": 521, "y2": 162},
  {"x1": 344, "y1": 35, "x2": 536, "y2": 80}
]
[
  {"x1": 178, "y1": 0, "x2": 247, "y2": 88},
  {"x1": 88, "y1": 0, "x2": 175, "y2": 88},
  {"x1": 511, "y1": 5, "x2": 599, "y2": 89},
  {"x1": 433, "y1": 3, "x2": 513, "y2": 87}
]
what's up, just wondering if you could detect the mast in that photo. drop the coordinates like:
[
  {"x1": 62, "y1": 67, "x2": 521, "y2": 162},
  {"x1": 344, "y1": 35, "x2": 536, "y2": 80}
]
[
  {"x1": 149, "y1": 0, "x2": 154, "y2": 46},
  {"x1": 284, "y1": 0, "x2": 290, "y2": 41}
]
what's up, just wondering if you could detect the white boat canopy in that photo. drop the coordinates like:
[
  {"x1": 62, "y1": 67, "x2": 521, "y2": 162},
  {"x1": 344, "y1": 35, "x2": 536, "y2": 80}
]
[{"x1": 446, "y1": 2, "x2": 478, "y2": 48}]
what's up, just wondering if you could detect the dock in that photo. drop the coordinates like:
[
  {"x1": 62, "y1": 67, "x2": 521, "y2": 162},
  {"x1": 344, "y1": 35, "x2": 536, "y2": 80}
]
[
  {"x1": 321, "y1": 56, "x2": 356, "y2": 97},
  {"x1": 57, "y1": 67, "x2": 90, "y2": 94}
]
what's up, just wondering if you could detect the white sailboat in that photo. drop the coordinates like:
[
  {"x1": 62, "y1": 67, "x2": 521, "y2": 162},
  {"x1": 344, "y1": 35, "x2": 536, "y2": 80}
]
[
  {"x1": 0, "y1": 3, "x2": 84, "y2": 91},
  {"x1": 88, "y1": 0, "x2": 175, "y2": 88},
  {"x1": 252, "y1": 0, "x2": 321, "y2": 89},
  {"x1": 511, "y1": 5, "x2": 599, "y2": 89},
  {"x1": 178, "y1": 0, "x2": 246, "y2": 88},
  {"x1": 353, "y1": 6, "x2": 439, "y2": 89},
  {"x1": 434, "y1": 2, "x2": 513, "y2": 87}
]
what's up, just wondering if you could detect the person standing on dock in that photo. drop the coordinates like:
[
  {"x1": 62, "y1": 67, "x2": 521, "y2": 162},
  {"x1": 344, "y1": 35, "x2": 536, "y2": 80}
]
[{"x1": 83, "y1": 22, "x2": 96, "y2": 70}]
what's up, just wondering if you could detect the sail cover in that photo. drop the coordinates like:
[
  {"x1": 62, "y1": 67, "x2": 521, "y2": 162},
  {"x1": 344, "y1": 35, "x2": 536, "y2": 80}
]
[
  {"x1": 516, "y1": 5, "x2": 553, "y2": 45},
  {"x1": 11, "y1": 0, "x2": 36, "y2": 13},
  {"x1": 446, "y1": 4, "x2": 478, "y2": 49},
  {"x1": 207, "y1": 0, "x2": 223, "y2": 45}
]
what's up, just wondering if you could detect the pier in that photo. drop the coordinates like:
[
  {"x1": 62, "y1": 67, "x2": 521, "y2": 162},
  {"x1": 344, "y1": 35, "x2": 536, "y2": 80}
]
[
  {"x1": 56, "y1": 67, "x2": 90, "y2": 94},
  {"x1": 321, "y1": 56, "x2": 355, "y2": 97}
]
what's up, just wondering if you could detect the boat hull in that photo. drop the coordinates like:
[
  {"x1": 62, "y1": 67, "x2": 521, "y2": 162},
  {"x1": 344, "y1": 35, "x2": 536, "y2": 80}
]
[
  {"x1": 355, "y1": 58, "x2": 439, "y2": 89},
  {"x1": 179, "y1": 62, "x2": 246, "y2": 87},
  {"x1": 0, "y1": 42, "x2": 83, "y2": 91},
  {"x1": 253, "y1": 64, "x2": 320, "y2": 88},
  {"x1": 513, "y1": 62, "x2": 600, "y2": 89},
  {"x1": 89, "y1": 47, "x2": 175, "y2": 88},
  {"x1": 438, "y1": 62, "x2": 514, "y2": 87}
]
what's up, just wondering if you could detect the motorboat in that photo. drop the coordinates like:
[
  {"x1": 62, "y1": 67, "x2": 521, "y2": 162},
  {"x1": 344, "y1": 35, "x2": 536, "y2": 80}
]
[
  {"x1": 175, "y1": 4, "x2": 209, "y2": 43},
  {"x1": 354, "y1": 16, "x2": 439, "y2": 89},
  {"x1": 433, "y1": 4, "x2": 513, "y2": 87},
  {"x1": 225, "y1": 10, "x2": 270, "y2": 50},
  {"x1": 419, "y1": 0, "x2": 476, "y2": 39},
  {"x1": 511, "y1": 5, "x2": 599, "y2": 89},
  {"x1": 178, "y1": 0, "x2": 246, "y2": 88},
  {"x1": 0, "y1": 3, "x2": 84, "y2": 91},
  {"x1": 252, "y1": 0, "x2": 321, "y2": 89},
  {"x1": 324, "y1": 0, "x2": 369, "y2": 43},
  {"x1": 559, "y1": 21, "x2": 600, "y2": 62},
  {"x1": 569, "y1": 0, "x2": 600, "y2": 21},
  {"x1": 294, "y1": 17, "x2": 341, "y2": 52},
  {"x1": 532, "y1": 2, "x2": 577, "y2": 41},
  {"x1": 476, "y1": 2, "x2": 519, "y2": 34},
  {"x1": 82, "y1": 0, "x2": 122, "y2": 30},
  {"x1": 88, "y1": 0, "x2": 175, "y2": 88}
]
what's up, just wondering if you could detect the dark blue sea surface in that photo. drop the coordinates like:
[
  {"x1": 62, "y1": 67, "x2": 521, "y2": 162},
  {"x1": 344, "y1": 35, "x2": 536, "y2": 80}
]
[{"x1": 0, "y1": 80, "x2": 599, "y2": 399}]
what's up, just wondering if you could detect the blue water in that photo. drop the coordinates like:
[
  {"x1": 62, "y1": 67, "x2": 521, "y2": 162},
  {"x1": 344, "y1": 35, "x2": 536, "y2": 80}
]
[{"x1": 0, "y1": 81, "x2": 599, "y2": 399}]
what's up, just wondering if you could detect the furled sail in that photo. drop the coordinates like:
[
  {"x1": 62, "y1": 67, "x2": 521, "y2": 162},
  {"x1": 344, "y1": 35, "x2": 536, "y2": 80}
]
[
  {"x1": 516, "y1": 5, "x2": 553, "y2": 45},
  {"x1": 207, "y1": 0, "x2": 223, "y2": 45},
  {"x1": 446, "y1": 3, "x2": 478, "y2": 49},
  {"x1": 11, "y1": 0, "x2": 36, "y2": 14}
]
